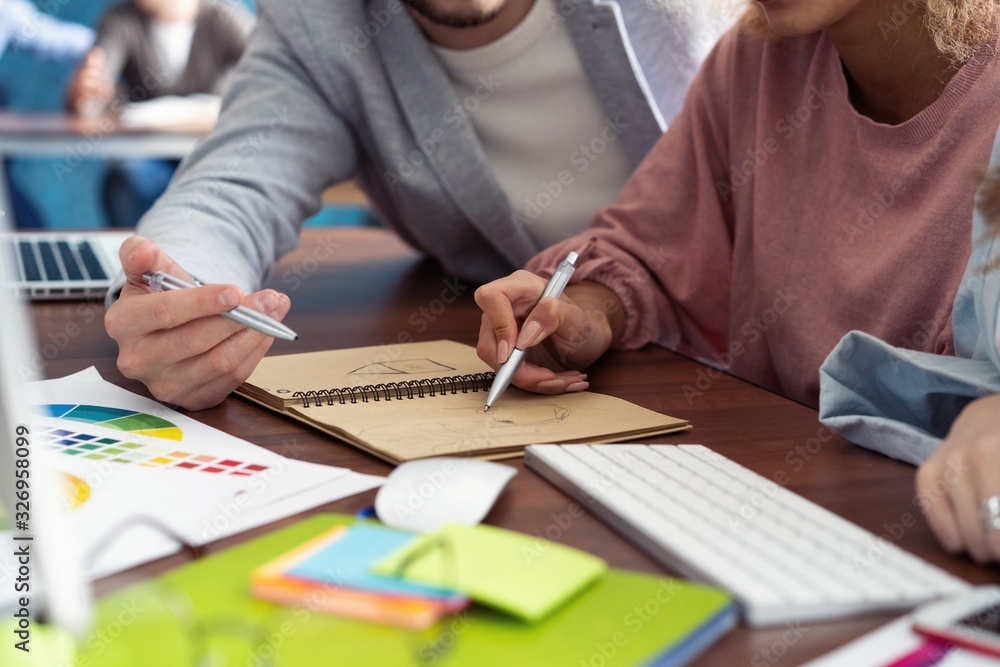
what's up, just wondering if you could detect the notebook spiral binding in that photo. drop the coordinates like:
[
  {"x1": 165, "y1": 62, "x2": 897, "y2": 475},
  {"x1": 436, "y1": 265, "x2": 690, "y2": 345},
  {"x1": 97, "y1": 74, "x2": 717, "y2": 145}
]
[{"x1": 293, "y1": 372, "x2": 496, "y2": 408}]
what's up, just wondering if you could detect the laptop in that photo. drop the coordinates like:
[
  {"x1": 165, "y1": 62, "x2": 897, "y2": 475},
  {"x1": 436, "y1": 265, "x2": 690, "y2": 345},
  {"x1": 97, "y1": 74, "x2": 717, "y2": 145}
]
[
  {"x1": 0, "y1": 222, "x2": 92, "y2": 639},
  {"x1": 0, "y1": 230, "x2": 130, "y2": 300}
]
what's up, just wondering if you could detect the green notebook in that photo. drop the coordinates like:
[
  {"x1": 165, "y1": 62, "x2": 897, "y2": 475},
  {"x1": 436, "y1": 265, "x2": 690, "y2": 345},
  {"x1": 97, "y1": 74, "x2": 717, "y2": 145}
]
[{"x1": 59, "y1": 515, "x2": 736, "y2": 666}]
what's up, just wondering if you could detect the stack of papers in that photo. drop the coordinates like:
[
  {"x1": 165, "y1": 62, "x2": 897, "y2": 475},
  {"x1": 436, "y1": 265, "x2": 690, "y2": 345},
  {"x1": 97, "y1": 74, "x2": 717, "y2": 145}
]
[{"x1": 0, "y1": 368, "x2": 382, "y2": 604}]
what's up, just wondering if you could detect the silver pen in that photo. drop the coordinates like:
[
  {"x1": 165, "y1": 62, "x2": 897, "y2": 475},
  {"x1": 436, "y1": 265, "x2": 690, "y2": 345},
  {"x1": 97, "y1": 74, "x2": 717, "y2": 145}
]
[
  {"x1": 141, "y1": 271, "x2": 298, "y2": 341},
  {"x1": 484, "y1": 251, "x2": 579, "y2": 409}
]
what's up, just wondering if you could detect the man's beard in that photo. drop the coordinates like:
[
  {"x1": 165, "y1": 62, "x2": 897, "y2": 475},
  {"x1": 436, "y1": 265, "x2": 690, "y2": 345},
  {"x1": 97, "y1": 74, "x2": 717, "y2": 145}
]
[{"x1": 400, "y1": 0, "x2": 505, "y2": 28}]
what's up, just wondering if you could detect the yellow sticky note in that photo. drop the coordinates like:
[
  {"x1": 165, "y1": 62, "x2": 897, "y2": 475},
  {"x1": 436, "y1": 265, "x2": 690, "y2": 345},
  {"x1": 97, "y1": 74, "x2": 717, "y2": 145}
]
[{"x1": 371, "y1": 523, "x2": 607, "y2": 623}]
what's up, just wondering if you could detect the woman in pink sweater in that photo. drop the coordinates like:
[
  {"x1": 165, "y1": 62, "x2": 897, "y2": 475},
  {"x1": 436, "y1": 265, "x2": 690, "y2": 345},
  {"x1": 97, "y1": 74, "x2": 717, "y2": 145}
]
[{"x1": 475, "y1": 1, "x2": 1000, "y2": 561}]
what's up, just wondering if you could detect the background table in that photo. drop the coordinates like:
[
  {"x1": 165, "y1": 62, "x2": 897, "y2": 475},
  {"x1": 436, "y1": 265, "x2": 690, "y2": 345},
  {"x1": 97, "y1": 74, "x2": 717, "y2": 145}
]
[
  {"x1": 29, "y1": 227, "x2": 1000, "y2": 664},
  {"x1": 0, "y1": 112, "x2": 210, "y2": 226}
]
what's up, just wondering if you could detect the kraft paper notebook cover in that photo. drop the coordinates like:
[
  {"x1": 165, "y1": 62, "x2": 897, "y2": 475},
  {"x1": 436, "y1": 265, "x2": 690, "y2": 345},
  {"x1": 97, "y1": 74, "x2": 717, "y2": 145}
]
[
  {"x1": 55, "y1": 514, "x2": 736, "y2": 667},
  {"x1": 235, "y1": 340, "x2": 690, "y2": 464}
]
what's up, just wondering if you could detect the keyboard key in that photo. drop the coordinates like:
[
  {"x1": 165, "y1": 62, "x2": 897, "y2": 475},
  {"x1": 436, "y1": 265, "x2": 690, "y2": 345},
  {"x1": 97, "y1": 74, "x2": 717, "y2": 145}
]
[
  {"x1": 56, "y1": 241, "x2": 85, "y2": 281},
  {"x1": 38, "y1": 240, "x2": 64, "y2": 281},
  {"x1": 18, "y1": 241, "x2": 42, "y2": 282},
  {"x1": 77, "y1": 240, "x2": 107, "y2": 280}
]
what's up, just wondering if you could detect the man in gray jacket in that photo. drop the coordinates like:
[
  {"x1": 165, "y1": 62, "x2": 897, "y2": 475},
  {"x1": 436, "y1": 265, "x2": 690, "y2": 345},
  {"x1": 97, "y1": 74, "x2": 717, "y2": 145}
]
[{"x1": 106, "y1": 0, "x2": 729, "y2": 409}]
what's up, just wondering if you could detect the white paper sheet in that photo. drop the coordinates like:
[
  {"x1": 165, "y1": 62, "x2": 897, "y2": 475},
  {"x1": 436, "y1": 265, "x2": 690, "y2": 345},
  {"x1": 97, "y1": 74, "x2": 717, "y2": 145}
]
[{"x1": 0, "y1": 368, "x2": 382, "y2": 595}]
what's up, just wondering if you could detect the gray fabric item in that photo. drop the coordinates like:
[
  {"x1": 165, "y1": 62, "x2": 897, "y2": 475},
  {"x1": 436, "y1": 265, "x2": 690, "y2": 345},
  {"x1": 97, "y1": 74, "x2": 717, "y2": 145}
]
[
  {"x1": 819, "y1": 124, "x2": 1000, "y2": 466},
  {"x1": 818, "y1": 333, "x2": 1000, "y2": 465},
  {"x1": 113, "y1": 0, "x2": 720, "y2": 300}
]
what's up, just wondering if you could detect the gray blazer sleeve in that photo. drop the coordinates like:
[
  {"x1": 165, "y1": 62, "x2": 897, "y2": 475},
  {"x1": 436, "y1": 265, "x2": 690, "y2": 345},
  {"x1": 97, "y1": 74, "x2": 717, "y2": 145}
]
[{"x1": 130, "y1": 2, "x2": 358, "y2": 293}]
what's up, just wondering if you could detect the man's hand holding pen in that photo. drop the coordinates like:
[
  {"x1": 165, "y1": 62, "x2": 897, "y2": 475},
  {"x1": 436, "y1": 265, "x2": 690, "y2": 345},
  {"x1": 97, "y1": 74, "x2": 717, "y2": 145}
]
[{"x1": 105, "y1": 236, "x2": 293, "y2": 411}]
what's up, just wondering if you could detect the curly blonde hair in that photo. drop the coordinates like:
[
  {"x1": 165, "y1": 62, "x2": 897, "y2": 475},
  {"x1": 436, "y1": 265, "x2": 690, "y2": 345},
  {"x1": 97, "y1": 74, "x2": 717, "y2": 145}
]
[{"x1": 741, "y1": 0, "x2": 999, "y2": 63}]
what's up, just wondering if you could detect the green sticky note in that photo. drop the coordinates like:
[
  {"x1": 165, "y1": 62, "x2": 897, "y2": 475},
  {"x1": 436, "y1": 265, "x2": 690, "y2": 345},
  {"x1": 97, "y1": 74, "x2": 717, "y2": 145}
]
[{"x1": 372, "y1": 523, "x2": 607, "y2": 623}]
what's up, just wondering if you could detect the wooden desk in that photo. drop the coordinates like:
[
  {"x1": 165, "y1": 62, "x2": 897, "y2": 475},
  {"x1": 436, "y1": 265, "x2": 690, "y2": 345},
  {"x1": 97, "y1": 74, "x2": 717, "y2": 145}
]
[
  {"x1": 0, "y1": 111, "x2": 211, "y2": 226},
  {"x1": 30, "y1": 227, "x2": 1000, "y2": 664}
]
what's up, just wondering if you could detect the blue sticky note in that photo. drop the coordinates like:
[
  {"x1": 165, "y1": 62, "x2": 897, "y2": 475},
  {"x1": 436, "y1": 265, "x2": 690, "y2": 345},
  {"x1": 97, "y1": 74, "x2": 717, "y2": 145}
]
[{"x1": 287, "y1": 523, "x2": 461, "y2": 600}]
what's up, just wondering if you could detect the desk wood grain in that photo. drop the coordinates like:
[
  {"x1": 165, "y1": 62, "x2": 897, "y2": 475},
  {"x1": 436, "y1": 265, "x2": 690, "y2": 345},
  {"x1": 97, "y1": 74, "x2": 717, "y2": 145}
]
[{"x1": 30, "y1": 227, "x2": 1000, "y2": 665}]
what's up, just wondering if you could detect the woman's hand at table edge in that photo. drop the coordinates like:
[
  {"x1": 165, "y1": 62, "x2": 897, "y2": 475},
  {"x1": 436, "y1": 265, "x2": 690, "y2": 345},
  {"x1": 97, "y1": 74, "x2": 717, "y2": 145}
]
[
  {"x1": 917, "y1": 394, "x2": 1000, "y2": 563},
  {"x1": 105, "y1": 235, "x2": 291, "y2": 410},
  {"x1": 474, "y1": 270, "x2": 625, "y2": 394}
]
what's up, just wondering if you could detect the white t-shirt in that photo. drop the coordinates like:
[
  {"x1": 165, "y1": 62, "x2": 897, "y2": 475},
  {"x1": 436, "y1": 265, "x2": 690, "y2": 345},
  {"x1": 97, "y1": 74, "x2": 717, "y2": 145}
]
[
  {"x1": 433, "y1": 0, "x2": 633, "y2": 249},
  {"x1": 150, "y1": 20, "x2": 196, "y2": 87}
]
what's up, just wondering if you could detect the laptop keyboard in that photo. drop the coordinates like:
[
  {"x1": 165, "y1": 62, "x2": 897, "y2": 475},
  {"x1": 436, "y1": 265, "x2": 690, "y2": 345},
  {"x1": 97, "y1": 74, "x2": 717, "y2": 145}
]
[
  {"x1": 525, "y1": 444, "x2": 970, "y2": 626},
  {"x1": 11, "y1": 238, "x2": 108, "y2": 283},
  {"x1": 2, "y1": 236, "x2": 117, "y2": 299}
]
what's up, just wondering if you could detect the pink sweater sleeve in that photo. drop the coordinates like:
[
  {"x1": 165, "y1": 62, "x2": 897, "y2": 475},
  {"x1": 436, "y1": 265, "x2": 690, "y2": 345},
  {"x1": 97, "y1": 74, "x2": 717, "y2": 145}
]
[{"x1": 526, "y1": 31, "x2": 737, "y2": 357}]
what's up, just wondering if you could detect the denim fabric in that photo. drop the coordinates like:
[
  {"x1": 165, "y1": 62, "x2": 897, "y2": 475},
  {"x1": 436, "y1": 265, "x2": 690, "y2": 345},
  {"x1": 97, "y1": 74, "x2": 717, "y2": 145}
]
[{"x1": 819, "y1": 125, "x2": 1000, "y2": 465}]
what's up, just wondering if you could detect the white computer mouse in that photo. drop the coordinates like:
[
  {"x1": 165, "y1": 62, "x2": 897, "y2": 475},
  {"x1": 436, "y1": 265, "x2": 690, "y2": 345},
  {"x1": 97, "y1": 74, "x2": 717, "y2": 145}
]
[{"x1": 374, "y1": 457, "x2": 517, "y2": 533}]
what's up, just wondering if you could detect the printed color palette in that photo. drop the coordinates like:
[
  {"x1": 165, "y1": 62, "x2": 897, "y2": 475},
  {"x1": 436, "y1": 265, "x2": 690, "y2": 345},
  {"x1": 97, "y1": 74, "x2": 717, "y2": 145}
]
[
  {"x1": 35, "y1": 404, "x2": 270, "y2": 478},
  {"x1": 39, "y1": 404, "x2": 183, "y2": 440}
]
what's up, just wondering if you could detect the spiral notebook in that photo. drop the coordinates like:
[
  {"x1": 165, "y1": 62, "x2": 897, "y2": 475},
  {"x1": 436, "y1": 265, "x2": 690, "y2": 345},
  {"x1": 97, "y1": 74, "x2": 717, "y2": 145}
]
[{"x1": 235, "y1": 340, "x2": 690, "y2": 464}]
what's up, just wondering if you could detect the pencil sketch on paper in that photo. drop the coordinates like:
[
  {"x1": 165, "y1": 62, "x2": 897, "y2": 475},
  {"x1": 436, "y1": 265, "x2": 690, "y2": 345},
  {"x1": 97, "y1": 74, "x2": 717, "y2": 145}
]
[
  {"x1": 348, "y1": 359, "x2": 456, "y2": 375},
  {"x1": 476, "y1": 404, "x2": 570, "y2": 426},
  {"x1": 355, "y1": 403, "x2": 573, "y2": 452}
]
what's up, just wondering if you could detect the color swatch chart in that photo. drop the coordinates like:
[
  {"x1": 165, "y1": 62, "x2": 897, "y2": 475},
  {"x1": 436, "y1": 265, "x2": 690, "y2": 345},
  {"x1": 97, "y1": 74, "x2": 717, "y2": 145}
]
[{"x1": 35, "y1": 404, "x2": 271, "y2": 478}]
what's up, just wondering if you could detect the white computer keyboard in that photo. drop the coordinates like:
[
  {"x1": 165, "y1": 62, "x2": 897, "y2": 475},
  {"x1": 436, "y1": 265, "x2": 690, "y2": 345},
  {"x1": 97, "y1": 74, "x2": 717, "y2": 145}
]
[{"x1": 525, "y1": 444, "x2": 969, "y2": 627}]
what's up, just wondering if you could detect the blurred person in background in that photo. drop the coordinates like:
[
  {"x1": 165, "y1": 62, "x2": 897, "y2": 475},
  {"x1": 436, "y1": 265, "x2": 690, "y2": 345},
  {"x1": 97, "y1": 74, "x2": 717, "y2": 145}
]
[
  {"x1": 0, "y1": 0, "x2": 94, "y2": 228},
  {"x1": 67, "y1": 0, "x2": 253, "y2": 228}
]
